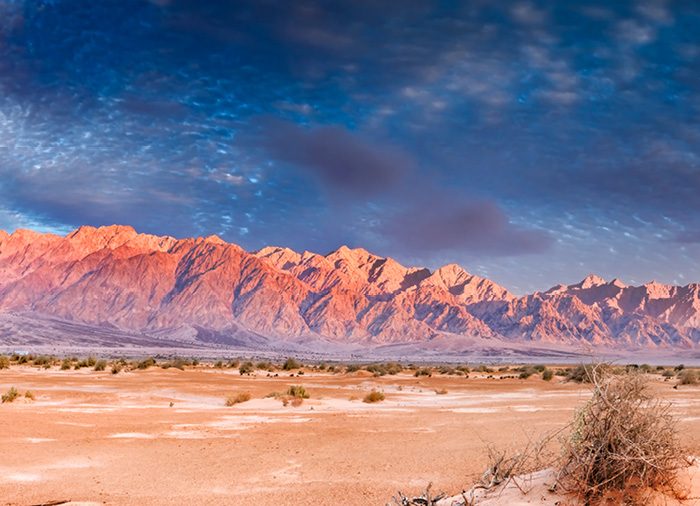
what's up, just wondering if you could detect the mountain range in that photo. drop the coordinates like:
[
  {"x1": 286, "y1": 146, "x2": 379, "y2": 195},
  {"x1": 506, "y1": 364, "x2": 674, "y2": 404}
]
[{"x1": 0, "y1": 225, "x2": 698, "y2": 355}]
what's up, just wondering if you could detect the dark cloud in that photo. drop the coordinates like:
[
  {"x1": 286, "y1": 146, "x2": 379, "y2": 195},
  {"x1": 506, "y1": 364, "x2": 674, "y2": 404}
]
[
  {"x1": 260, "y1": 120, "x2": 410, "y2": 197},
  {"x1": 384, "y1": 197, "x2": 552, "y2": 256}
]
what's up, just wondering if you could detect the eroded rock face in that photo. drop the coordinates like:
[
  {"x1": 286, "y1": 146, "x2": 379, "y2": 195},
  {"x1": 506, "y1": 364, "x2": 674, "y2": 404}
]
[{"x1": 0, "y1": 225, "x2": 698, "y2": 349}]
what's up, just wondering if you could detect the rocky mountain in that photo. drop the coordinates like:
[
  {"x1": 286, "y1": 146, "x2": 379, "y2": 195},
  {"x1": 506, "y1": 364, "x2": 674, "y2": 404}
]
[{"x1": 0, "y1": 225, "x2": 698, "y2": 352}]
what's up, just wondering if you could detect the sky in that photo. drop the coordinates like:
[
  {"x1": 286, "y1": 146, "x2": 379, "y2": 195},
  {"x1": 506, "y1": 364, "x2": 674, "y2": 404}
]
[{"x1": 1, "y1": 0, "x2": 700, "y2": 294}]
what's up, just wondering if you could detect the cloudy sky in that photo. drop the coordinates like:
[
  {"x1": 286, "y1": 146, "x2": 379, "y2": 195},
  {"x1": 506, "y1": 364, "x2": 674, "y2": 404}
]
[{"x1": 1, "y1": 0, "x2": 699, "y2": 293}]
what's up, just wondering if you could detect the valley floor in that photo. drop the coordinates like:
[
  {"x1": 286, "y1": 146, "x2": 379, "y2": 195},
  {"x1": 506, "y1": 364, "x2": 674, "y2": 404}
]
[{"x1": 0, "y1": 367, "x2": 699, "y2": 505}]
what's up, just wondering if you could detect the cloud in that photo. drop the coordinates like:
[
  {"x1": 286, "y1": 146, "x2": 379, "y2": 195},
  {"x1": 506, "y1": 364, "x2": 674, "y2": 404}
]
[
  {"x1": 259, "y1": 120, "x2": 411, "y2": 197},
  {"x1": 382, "y1": 196, "x2": 552, "y2": 256}
]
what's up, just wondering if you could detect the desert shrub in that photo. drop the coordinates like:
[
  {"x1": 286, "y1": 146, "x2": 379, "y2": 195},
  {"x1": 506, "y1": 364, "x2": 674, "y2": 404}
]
[
  {"x1": 257, "y1": 361, "x2": 274, "y2": 371},
  {"x1": 0, "y1": 356, "x2": 9, "y2": 369},
  {"x1": 414, "y1": 368, "x2": 432, "y2": 377},
  {"x1": 282, "y1": 357, "x2": 301, "y2": 370},
  {"x1": 566, "y1": 363, "x2": 611, "y2": 383},
  {"x1": 533, "y1": 364, "x2": 546, "y2": 373},
  {"x1": 475, "y1": 365, "x2": 494, "y2": 373},
  {"x1": 559, "y1": 370, "x2": 686, "y2": 503},
  {"x1": 60, "y1": 359, "x2": 71, "y2": 370},
  {"x1": 677, "y1": 369, "x2": 698, "y2": 385},
  {"x1": 327, "y1": 365, "x2": 336, "y2": 373},
  {"x1": 32, "y1": 355, "x2": 52, "y2": 366},
  {"x1": 239, "y1": 361, "x2": 254, "y2": 375},
  {"x1": 662, "y1": 369, "x2": 675, "y2": 378},
  {"x1": 225, "y1": 392, "x2": 252, "y2": 406},
  {"x1": 518, "y1": 366, "x2": 536, "y2": 379},
  {"x1": 228, "y1": 359, "x2": 240, "y2": 368},
  {"x1": 94, "y1": 360, "x2": 107, "y2": 371},
  {"x1": 541, "y1": 368, "x2": 554, "y2": 381},
  {"x1": 1, "y1": 387, "x2": 19, "y2": 403},
  {"x1": 111, "y1": 364, "x2": 121, "y2": 375},
  {"x1": 214, "y1": 360, "x2": 224, "y2": 368},
  {"x1": 24, "y1": 390, "x2": 34, "y2": 400},
  {"x1": 674, "y1": 364, "x2": 685, "y2": 372},
  {"x1": 363, "y1": 390, "x2": 385, "y2": 403},
  {"x1": 345, "y1": 364, "x2": 361, "y2": 373},
  {"x1": 366, "y1": 362, "x2": 403, "y2": 376},
  {"x1": 286, "y1": 385, "x2": 310, "y2": 399},
  {"x1": 17, "y1": 355, "x2": 29, "y2": 364},
  {"x1": 136, "y1": 357, "x2": 156, "y2": 370},
  {"x1": 86, "y1": 356, "x2": 97, "y2": 367},
  {"x1": 161, "y1": 358, "x2": 188, "y2": 370}
]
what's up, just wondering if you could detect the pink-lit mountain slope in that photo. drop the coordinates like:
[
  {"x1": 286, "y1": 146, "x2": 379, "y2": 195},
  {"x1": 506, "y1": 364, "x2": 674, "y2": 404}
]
[{"x1": 0, "y1": 225, "x2": 697, "y2": 351}]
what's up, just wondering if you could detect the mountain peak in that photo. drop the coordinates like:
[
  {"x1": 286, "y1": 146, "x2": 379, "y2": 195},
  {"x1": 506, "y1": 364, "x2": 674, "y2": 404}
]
[{"x1": 576, "y1": 274, "x2": 606, "y2": 289}]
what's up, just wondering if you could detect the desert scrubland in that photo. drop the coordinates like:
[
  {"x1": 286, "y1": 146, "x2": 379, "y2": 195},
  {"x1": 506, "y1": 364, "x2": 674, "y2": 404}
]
[{"x1": 0, "y1": 358, "x2": 699, "y2": 505}]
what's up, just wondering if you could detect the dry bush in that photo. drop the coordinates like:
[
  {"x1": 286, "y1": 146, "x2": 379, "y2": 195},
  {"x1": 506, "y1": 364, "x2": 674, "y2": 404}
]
[
  {"x1": 225, "y1": 392, "x2": 251, "y2": 406},
  {"x1": 24, "y1": 390, "x2": 34, "y2": 400},
  {"x1": 363, "y1": 390, "x2": 385, "y2": 403},
  {"x1": 677, "y1": 369, "x2": 698, "y2": 385},
  {"x1": 558, "y1": 367, "x2": 687, "y2": 504},
  {"x1": 0, "y1": 355, "x2": 9, "y2": 369},
  {"x1": 286, "y1": 385, "x2": 310, "y2": 399},
  {"x1": 1, "y1": 386, "x2": 19, "y2": 403}
]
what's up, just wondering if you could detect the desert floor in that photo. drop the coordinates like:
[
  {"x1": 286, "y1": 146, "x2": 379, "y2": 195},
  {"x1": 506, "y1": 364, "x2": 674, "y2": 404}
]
[{"x1": 0, "y1": 367, "x2": 698, "y2": 506}]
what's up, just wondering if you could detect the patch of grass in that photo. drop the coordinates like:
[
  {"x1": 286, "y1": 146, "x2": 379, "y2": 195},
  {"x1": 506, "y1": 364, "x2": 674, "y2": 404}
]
[
  {"x1": 0, "y1": 355, "x2": 9, "y2": 369},
  {"x1": 225, "y1": 392, "x2": 252, "y2": 406},
  {"x1": 24, "y1": 390, "x2": 35, "y2": 400},
  {"x1": 363, "y1": 390, "x2": 385, "y2": 403},
  {"x1": 1, "y1": 387, "x2": 19, "y2": 403}
]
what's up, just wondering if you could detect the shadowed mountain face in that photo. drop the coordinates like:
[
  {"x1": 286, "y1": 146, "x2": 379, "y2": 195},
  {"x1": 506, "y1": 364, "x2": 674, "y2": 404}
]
[{"x1": 0, "y1": 225, "x2": 698, "y2": 351}]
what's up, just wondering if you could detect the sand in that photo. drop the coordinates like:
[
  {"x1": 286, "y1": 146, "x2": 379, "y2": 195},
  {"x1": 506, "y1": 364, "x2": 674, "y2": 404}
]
[{"x1": 0, "y1": 367, "x2": 698, "y2": 505}]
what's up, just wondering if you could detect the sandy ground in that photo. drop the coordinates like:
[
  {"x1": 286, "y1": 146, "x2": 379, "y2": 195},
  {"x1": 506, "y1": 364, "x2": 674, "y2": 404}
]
[{"x1": 0, "y1": 367, "x2": 698, "y2": 506}]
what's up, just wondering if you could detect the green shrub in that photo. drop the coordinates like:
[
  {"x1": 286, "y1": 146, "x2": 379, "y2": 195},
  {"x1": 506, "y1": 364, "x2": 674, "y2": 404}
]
[
  {"x1": 226, "y1": 392, "x2": 252, "y2": 406},
  {"x1": 363, "y1": 390, "x2": 385, "y2": 403},
  {"x1": 1, "y1": 387, "x2": 19, "y2": 403}
]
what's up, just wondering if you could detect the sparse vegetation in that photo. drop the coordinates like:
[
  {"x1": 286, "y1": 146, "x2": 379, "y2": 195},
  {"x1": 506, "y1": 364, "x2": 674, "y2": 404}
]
[
  {"x1": 434, "y1": 388, "x2": 448, "y2": 395},
  {"x1": 225, "y1": 392, "x2": 252, "y2": 406},
  {"x1": 94, "y1": 359, "x2": 107, "y2": 371},
  {"x1": 111, "y1": 364, "x2": 121, "y2": 375},
  {"x1": 136, "y1": 357, "x2": 156, "y2": 370},
  {"x1": 24, "y1": 390, "x2": 35, "y2": 400},
  {"x1": 541, "y1": 368, "x2": 554, "y2": 381},
  {"x1": 1, "y1": 386, "x2": 19, "y2": 403},
  {"x1": 0, "y1": 355, "x2": 9, "y2": 369},
  {"x1": 414, "y1": 367, "x2": 432, "y2": 377},
  {"x1": 60, "y1": 358, "x2": 72, "y2": 370},
  {"x1": 363, "y1": 390, "x2": 385, "y2": 403}
]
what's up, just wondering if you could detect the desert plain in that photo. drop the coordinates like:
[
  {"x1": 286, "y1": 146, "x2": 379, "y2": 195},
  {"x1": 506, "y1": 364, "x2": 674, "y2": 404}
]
[{"x1": 0, "y1": 363, "x2": 699, "y2": 506}]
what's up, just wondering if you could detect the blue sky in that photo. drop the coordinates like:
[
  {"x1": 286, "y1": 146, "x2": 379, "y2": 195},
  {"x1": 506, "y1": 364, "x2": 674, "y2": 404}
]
[{"x1": 1, "y1": 0, "x2": 699, "y2": 293}]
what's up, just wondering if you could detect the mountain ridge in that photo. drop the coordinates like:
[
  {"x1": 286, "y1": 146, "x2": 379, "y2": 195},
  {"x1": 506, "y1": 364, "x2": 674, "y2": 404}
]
[{"x1": 0, "y1": 225, "x2": 698, "y2": 352}]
